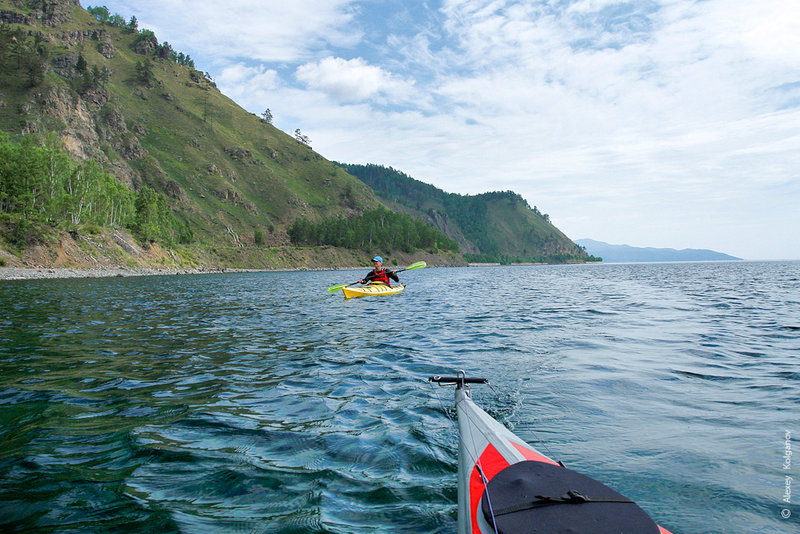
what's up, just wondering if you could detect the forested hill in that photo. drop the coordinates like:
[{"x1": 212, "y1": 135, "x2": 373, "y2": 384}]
[
  {"x1": 338, "y1": 163, "x2": 594, "y2": 264},
  {"x1": 0, "y1": 0, "x2": 468, "y2": 269}
]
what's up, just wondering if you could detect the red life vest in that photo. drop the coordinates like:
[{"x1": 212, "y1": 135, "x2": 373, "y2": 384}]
[{"x1": 370, "y1": 268, "x2": 391, "y2": 286}]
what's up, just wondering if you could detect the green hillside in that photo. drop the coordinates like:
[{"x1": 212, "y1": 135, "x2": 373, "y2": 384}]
[
  {"x1": 0, "y1": 0, "x2": 390, "y2": 264},
  {"x1": 338, "y1": 163, "x2": 595, "y2": 263}
]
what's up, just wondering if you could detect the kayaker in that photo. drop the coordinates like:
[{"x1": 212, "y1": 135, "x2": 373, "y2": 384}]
[{"x1": 359, "y1": 256, "x2": 399, "y2": 286}]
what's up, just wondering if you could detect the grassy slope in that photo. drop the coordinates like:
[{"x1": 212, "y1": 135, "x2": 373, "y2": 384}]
[
  {"x1": 88, "y1": 14, "x2": 377, "y2": 242},
  {"x1": 0, "y1": 0, "x2": 379, "y2": 249}
]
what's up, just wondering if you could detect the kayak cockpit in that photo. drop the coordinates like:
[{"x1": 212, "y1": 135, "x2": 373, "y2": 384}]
[
  {"x1": 342, "y1": 283, "x2": 405, "y2": 299},
  {"x1": 480, "y1": 460, "x2": 661, "y2": 534}
]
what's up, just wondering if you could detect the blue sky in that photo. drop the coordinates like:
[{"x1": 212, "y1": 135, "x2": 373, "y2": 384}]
[{"x1": 85, "y1": 1, "x2": 800, "y2": 260}]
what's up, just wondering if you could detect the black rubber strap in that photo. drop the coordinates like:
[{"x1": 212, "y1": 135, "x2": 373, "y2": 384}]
[{"x1": 492, "y1": 491, "x2": 635, "y2": 517}]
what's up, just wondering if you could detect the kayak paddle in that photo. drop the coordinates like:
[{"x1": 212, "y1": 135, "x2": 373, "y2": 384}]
[
  {"x1": 395, "y1": 260, "x2": 427, "y2": 273},
  {"x1": 325, "y1": 261, "x2": 427, "y2": 293},
  {"x1": 325, "y1": 281, "x2": 360, "y2": 293}
]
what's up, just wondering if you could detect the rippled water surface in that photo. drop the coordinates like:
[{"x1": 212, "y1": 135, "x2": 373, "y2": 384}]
[{"x1": 1, "y1": 262, "x2": 798, "y2": 533}]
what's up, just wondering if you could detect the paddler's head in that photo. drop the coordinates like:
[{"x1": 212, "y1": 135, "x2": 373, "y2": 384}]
[{"x1": 372, "y1": 256, "x2": 383, "y2": 270}]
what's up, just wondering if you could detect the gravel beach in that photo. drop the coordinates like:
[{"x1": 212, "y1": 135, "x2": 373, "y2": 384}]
[
  {"x1": 0, "y1": 267, "x2": 245, "y2": 280},
  {"x1": 0, "y1": 265, "x2": 367, "y2": 281}
]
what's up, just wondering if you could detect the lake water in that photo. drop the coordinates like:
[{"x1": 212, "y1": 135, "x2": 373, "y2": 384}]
[{"x1": 1, "y1": 262, "x2": 798, "y2": 533}]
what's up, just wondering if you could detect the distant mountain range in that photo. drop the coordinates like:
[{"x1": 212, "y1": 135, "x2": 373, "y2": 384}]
[{"x1": 575, "y1": 239, "x2": 742, "y2": 263}]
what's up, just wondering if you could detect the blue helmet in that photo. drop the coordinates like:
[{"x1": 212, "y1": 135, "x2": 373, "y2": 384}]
[{"x1": 372, "y1": 256, "x2": 383, "y2": 262}]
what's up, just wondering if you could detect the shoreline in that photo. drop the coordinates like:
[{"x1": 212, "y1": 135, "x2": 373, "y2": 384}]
[{"x1": 0, "y1": 265, "x2": 368, "y2": 281}]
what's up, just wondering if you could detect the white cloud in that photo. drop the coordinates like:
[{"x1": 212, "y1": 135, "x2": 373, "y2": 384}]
[
  {"x1": 217, "y1": 64, "x2": 279, "y2": 90},
  {"x1": 295, "y1": 57, "x2": 413, "y2": 103},
  {"x1": 687, "y1": 0, "x2": 800, "y2": 67}
]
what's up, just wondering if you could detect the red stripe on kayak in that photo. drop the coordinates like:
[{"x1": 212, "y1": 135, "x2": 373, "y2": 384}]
[
  {"x1": 510, "y1": 441, "x2": 559, "y2": 465},
  {"x1": 658, "y1": 527, "x2": 674, "y2": 534},
  {"x1": 470, "y1": 443, "x2": 510, "y2": 533}
]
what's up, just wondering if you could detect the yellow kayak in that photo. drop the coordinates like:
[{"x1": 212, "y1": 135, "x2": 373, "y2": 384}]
[{"x1": 342, "y1": 283, "x2": 405, "y2": 299}]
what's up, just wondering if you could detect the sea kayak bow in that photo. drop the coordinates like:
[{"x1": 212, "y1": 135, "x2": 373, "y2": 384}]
[
  {"x1": 342, "y1": 282, "x2": 405, "y2": 299},
  {"x1": 429, "y1": 373, "x2": 673, "y2": 534}
]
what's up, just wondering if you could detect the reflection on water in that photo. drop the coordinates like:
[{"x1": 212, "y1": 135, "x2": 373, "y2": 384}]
[{"x1": 1, "y1": 262, "x2": 798, "y2": 532}]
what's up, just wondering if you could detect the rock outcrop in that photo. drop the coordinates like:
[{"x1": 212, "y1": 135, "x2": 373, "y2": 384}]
[
  {"x1": 97, "y1": 40, "x2": 115, "y2": 59},
  {"x1": 133, "y1": 33, "x2": 158, "y2": 55},
  {"x1": 27, "y1": 0, "x2": 79, "y2": 27}
]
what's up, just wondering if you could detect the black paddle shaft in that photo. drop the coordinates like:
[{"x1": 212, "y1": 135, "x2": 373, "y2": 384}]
[{"x1": 429, "y1": 375, "x2": 488, "y2": 387}]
